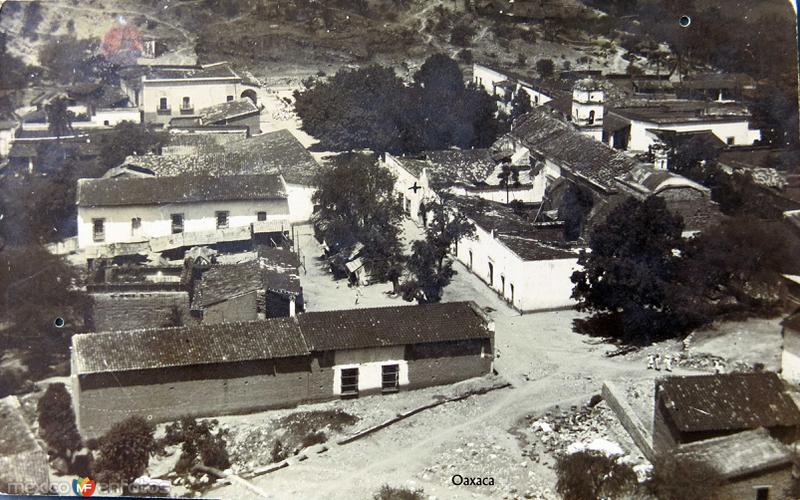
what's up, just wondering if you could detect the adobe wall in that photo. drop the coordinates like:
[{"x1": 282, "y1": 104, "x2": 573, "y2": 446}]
[
  {"x1": 405, "y1": 339, "x2": 493, "y2": 389},
  {"x1": 90, "y1": 291, "x2": 191, "y2": 332},
  {"x1": 77, "y1": 357, "x2": 317, "y2": 439},
  {"x1": 714, "y1": 466, "x2": 793, "y2": 500}
]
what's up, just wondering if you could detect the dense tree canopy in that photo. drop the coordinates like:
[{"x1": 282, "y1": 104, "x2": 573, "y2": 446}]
[
  {"x1": 94, "y1": 417, "x2": 156, "y2": 485},
  {"x1": 38, "y1": 36, "x2": 97, "y2": 84},
  {"x1": 571, "y1": 197, "x2": 688, "y2": 342},
  {"x1": 45, "y1": 97, "x2": 75, "y2": 138},
  {"x1": 402, "y1": 200, "x2": 475, "y2": 303},
  {"x1": 98, "y1": 121, "x2": 169, "y2": 168},
  {"x1": 312, "y1": 153, "x2": 405, "y2": 281},
  {"x1": 294, "y1": 54, "x2": 504, "y2": 154},
  {"x1": 37, "y1": 383, "x2": 82, "y2": 458}
]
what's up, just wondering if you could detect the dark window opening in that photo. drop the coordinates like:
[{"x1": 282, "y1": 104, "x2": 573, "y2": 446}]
[
  {"x1": 257, "y1": 211, "x2": 267, "y2": 221},
  {"x1": 382, "y1": 364, "x2": 399, "y2": 393},
  {"x1": 755, "y1": 487, "x2": 770, "y2": 500},
  {"x1": 131, "y1": 217, "x2": 142, "y2": 237},
  {"x1": 216, "y1": 211, "x2": 229, "y2": 229},
  {"x1": 227, "y1": 95, "x2": 234, "y2": 102},
  {"x1": 488, "y1": 262, "x2": 494, "y2": 286},
  {"x1": 588, "y1": 109, "x2": 595, "y2": 125},
  {"x1": 341, "y1": 368, "x2": 359, "y2": 396},
  {"x1": 727, "y1": 136, "x2": 735, "y2": 145},
  {"x1": 92, "y1": 218, "x2": 105, "y2": 242},
  {"x1": 171, "y1": 214, "x2": 184, "y2": 234},
  {"x1": 182, "y1": 96, "x2": 191, "y2": 109},
  {"x1": 159, "y1": 97, "x2": 168, "y2": 110}
]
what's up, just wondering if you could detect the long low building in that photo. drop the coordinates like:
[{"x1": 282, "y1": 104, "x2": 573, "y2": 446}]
[{"x1": 71, "y1": 302, "x2": 494, "y2": 438}]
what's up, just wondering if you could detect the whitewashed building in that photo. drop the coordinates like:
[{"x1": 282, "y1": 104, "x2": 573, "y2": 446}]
[
  {"x1": 472, "y1": 63, "x2": 566, "y2": 111},
  {"x1": 451, "y1": 196, "x2": 580, "y2": 312},
  {"x1": 76, "y1": 174, "x2": 290, "y2": 248},
  {"x1": 604, "y1": 100, "x2": 761, "y2": 152},
  {"x1": 782, "y1": 312, "x2": 800, "y2": 385},
  {"x1": 121, "y1": 62, "x2": 260, "y2": 125}
]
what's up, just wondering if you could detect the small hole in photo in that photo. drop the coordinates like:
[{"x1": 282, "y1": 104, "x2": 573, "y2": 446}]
[
  {"x1": 54, "y1": 317, "x2": 65, "y2": 328},
  {"x1": 680, "y1": 15, "x2": 691, "y2": 28}
]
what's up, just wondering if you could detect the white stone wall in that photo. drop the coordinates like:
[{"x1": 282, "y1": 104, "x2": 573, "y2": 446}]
[
  {"x1": 783, "y1": 348, "x2": 800, "y2": 385},
  {"x1": 382, "y1": 153, "x2": 431, "y2": 224},
  {"x1": 91, "y1": 108, "x2": 141, "y2": 126},
  {"x1": 629, "y1": 119, "x2": 760, "y2": 152},
  {"x1": 77, "y1": 198, "x2": 290, "y2": 248},
  {"x1": 141, "y1": 79, "x2": 249, "y2": 124},
  {"x1": 455, "y1": 223, "x2": 579, "y2": 311},
  {"x1": 332, "y1": 346, "x2": 409, "y2": 395},
  {"x1": 286, "y1": 183, "x2": 316, "y2": 223}
]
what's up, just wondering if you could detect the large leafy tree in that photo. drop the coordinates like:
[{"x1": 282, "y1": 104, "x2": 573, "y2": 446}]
[
  {"x1": 38, "y1": 36, "x2": 97, "y2": 84},
  {"x1": 294, "y1": 54, "x2": 504, "y2": 154},
  {"x1": 45, "y1": 97, "x2": 75, "y2": 138},
  {"x1": 94, "y1": 416, "x2": 156, "y2": 486},
  {"x1": 0, "y1": 245, "x2": 90, "y2": 377},
  {"x1": 98, "y1": 121, "x2": 168, "y2": 168},
  {"x1": 312, "y1": 153, "x2": 405, "y2": 281},
  {"x1": 571, "y1": 197, "x2": 689, "y2": 342},
  {"x1": 403, "y1": 201, "x2": 475, "y2": 303},
  {"x1": 37, "y1": 382, "x2": 82, "y2": 458},
  {"x1": 293, "y1": 65, "x2": 407, "y2": 154}
]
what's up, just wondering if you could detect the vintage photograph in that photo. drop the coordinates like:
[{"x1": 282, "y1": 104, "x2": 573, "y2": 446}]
[{"x1": 0, "y1": 0, "x2": 798, "y2": 498}]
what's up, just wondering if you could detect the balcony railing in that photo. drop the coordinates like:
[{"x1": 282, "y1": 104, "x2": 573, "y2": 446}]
[
  {"x1": 179, "y1": 105, "x2": 195, "y2": 115},
  {"x1": 156, "y1": 106, "x2": 172, "y2": 115}
]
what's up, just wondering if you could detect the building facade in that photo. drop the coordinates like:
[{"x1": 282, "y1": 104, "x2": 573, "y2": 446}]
[
  {"x1": 72, "y1": 302, "x2": 494, "y2": 438},
  {"x1": 76, "y1": 174, "x2": 290, "y2": 248}
]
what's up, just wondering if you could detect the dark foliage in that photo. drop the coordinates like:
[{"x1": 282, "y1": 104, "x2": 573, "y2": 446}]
[
  {"x1": 22, "y1": 1, "x2": 43, "y2": 40},
  {"x1": 36, "y1": 382, "x2": 82, "y2": 458},
  {"x1": 94, "y1": 416, "x2": 156, "y2": 485},
  {"x1": 403, "y1": 201, "x2": 475, "y2": 303},
  {"x1": 648, "y1": 454, "x2": 725, "y2": 500},
  {"x1": 162, "y1": 417, "x2": 231, "y2": 476},
  {"x1": 312, "y1": 153, "x2": 405, "y2": 282},
  {"x1": 38, "y1": 36, "x2": 97, "y2": 84},
  {"x1": 373, "y1": 485, "x2": 425, "y2": 500},
  {"x1": 0, "y1": 246, "x2": 90, "y2": 378},
  {"x1": 45, "y1": 97, "x2": 75, "y2": 138},
  {"x1": 555, "y1": 450, "x2": 638, "y2": 500},
  {"x1": 294, "y1": 54, "x2": 504, "y2": 154},
  {"x1": 300, "y1": 431, "x2": 327, "y2": 448},
  {"x1": 571, "y1": 197, "x2": 695, "y2": 342},
  {"x1": 559, "y1": 183, "x2": 594, "y2": 241},
  {"x1": 98, "y1": 121, "x2": 168, "y2": 168},
  {"x1": 535, "y1": 58, "x2": 555, "y2": 79}
]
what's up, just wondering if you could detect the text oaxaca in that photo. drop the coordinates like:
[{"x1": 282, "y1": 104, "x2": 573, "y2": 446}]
[{"x1": 451, "y1": 474, "x2": 495, "y2": 486}]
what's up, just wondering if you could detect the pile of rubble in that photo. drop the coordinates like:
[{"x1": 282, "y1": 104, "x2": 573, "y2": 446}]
[{"x1": 522, "y1": 402, "x2": 622, "y2": 465}]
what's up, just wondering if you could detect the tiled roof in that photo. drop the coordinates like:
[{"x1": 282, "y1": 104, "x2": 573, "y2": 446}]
[
  {"x1": 198, "y1": 98, "x2": 259, "y2": 124},
  {"x1": 77, "y1": 173, "x2": 286, "y2": 207},
  {"x1": 120, "y1": 129, "x2": 319, "y2": 185},
  {"x1": 510, "y1": 108, "x2": 638, "y2": 192},
  {"x1": 143, "y1": 63, "x2": 239, "y2": 81},
  {"x1": 193, "y1": 255, "x2": 301, "y2": 309},
  {"x1": 656, "y1": 373, "x2": 800, "y2": 433},
  {"x1": 421, "y1": 149, "x2": 497, "y2": 188},
  {"x1": 676, "y1": 428, "x2": 792, "y2": 479},
  {"x1": 451, "y1": 196, "x2": 579, "y2": 261},
  {"x1": 72, "y1": 317, "x2": 309, "y2": 374},
  {"x1": 90, "y1": 292, "x2": 192, "y2": 332},
  {"x1": 610, "y1": 100, "x2": 752, "y2": 124},
  {"x1": 298, "y1": 301, "x2": 491, "y2": 352},
  {"x1": 0, "y1": 396, "x2": 41, "y2": 457}
]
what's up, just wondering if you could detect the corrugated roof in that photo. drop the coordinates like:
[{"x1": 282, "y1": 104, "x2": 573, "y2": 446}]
[
  {"x1": 510, "y1": 108, "x2": 638, "y2": 192},
  {"x1": 676, "y1": 428, "x2": 792, "y2": 479},
  {"x1": 72, "y1": 317, "x2": 309, "y2": 374},
  {"x1": 298, "y1": 301, "x2": 491, "y2": 352},
  {"x1": 77, "y1": 173, "x2": 286, "y2": 207},
  {"x1": 656, "y1": 373, "x2": 800, "y2": 433},
  {"x1": 119, "y1": 129, "x2": 319, "y2": 185}
]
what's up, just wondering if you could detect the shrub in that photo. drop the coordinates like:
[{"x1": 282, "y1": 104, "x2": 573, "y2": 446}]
[
  {"x1": 450, "y1": 22, "x2": 475, "y2": 47},
  {"x1": 555, "y1": 450, "x2": 638, "y2": 500},
  {"x1": 94, "y1": 416, "x2": 156, "y2": 485},
  {"x1": 373, "y1": 485, "x2": 425, "y2": 500},
  {"x1": 270, "y1": 439, "x2": 287, "y2": 463},
  {"x1": 161, "y1": 417, "x2": 230, "y2": 475},
  {"x1": 37, "y1": 383, "x2": 82, "y2": 459},
  {"x1": 300, "y1": 431, "x2": 327, "y2": 448}
]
